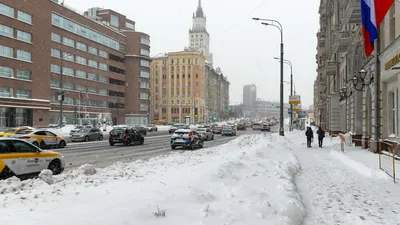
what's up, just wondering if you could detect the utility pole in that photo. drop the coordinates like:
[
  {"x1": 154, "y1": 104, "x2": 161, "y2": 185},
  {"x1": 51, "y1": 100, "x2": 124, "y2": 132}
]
[{"x1": 59, "y1": 54, "x2": 65, "y2": 127}]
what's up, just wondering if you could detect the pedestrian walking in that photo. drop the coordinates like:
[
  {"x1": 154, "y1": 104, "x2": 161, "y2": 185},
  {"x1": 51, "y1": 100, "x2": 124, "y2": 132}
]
[
  {"x1": 305, "y1": 126, "x2": 314, "y2": 148},
  {"x1": 316, "y1": 127, "x2": 325, "y2": 148}
]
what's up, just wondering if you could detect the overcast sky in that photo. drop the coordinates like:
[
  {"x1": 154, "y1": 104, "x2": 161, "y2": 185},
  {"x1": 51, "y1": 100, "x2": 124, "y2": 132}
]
[{"x1": 66, "y1": 0, "x2": 319, "y2": 107}]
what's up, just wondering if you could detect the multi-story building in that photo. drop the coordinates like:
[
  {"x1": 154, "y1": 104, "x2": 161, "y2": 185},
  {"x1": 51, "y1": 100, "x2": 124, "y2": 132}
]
[
  {"x1": 150, "y1": 51, "x2": 207, "y2": 124},
  {"x1": 243, "y1": 84, "x2": 257, "y2": 117},
  {"x1": 205, "y1": 65, "x2": 230, "y2": 122},
  {"x1": 255, "y1": 100, "x2": 290, "y2": 119},
  {"x1": 188, "y1": 0, "x2": 213, "y2": 66},
  {"x1": 0, "y1": 0, "x2": 151, "y2": 127}
]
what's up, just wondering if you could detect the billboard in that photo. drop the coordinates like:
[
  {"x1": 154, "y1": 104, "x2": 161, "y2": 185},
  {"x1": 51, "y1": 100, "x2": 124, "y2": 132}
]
[{"x1": 289, "y1": 95, "x2": 301, "y2": 105}]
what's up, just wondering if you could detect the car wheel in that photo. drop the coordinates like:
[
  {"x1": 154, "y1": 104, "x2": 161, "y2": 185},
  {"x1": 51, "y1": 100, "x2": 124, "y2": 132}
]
[
  {"x1": 140, "y1": 140, "x2": 144, "y2": 145},
  {"x1": 211, "y1": 135, "x2": 214, "y2": 140},
  {"x1": 40, "y1": 141, "x2": 47, "y2": 149},
  {"x1": 58, "y1": 140, "x2": 66, "y2": 148},
  {"x1": 109, "y1": 141, "x2": 115, "y2": 146},
  {"x1": 98, "y1": 135, "x2": 103, "y2": 141},
  {"x1": 32, "y1": 141, "x2": 39, "y2": 147},
  {"x1": 85, "y1": 136, "x2": 90, "y2": 142},
  {"x1": 48, "y1": 159, "x2": 62, "y2": 175},
  {"x1": 124, "y1": 139, "x2": 131, "y2": 146}
]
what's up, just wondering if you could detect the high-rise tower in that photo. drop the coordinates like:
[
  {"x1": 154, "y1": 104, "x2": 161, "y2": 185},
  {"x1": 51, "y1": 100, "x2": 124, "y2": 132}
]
[{"x1": 189, "y1": 0, "x2": 213, "y2": 65}]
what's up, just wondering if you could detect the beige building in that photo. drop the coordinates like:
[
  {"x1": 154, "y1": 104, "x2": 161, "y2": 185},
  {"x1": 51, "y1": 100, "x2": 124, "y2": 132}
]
[{"x1": 150, "y1": 51, "x2": 207, "y2": 124}]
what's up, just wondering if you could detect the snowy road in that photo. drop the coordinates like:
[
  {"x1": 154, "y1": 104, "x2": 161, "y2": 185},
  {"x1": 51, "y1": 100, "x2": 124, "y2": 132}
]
[{"x1": 58, "y1": 128, "x2": 278, "y2": 169}]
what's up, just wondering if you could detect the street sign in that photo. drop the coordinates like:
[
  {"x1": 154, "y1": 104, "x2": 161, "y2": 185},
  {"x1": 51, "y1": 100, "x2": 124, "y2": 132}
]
[
  {"x1": 294, "y1": 105, "x2": 301, "y2": 112},
  {"x1": 289, "y1": 95, "x2": 301, "y2": 105}
]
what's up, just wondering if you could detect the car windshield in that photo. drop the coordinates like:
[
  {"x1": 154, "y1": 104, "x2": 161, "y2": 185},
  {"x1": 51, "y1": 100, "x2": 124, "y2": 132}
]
[
  {"x1": 111, "y1": 128, "x2": 125, "y2": 135},
  {"x1": 4, "y1": 128, "x2": 18, "y2": 133},
  {"x1": 197, "y1": 129, "x2": 206, "y2": 132},
  {"x1": 15, "y1": 129, "x2": 33, "y2": 134},
  {"x1": 75, "y1": 126, "x2": 83, "y2": 129},
  {"x1": 78, "y1": 128, "x2": 91, "y2": 133}
]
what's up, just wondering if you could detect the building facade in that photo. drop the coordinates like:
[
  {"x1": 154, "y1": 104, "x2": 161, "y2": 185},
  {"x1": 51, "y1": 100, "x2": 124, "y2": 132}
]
[
  {"x1": 188, "y1": 0, "x2": 213, "y2": 65},
  {"x1": 255, "y1": 100, "x2": 290, "y2": 119},
  {"x1": 243, "y1": 84, "x2": 257, "y2": 117},
  {"x1": 0, "y1": 0, "x2": 151, "y2": 127},
  {"x1": 205, "y1": 65, "x2": 230, "y2": 122},
  {"x1": 150, "y1": 51, "x2": 207, "y2": 124}
]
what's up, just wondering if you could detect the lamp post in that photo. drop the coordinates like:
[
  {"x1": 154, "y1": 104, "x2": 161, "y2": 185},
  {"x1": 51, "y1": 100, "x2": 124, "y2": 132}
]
[
  {"x1": 253, "y1": 17, "x2": 284, "y2": 136},
  {"x1": 58, "y1": 52, "x2": 72, "y2": 127},
  {"x1": 275, "y1": 57, "x2": 293, "y2": 131},
  {"x1": 352, "y1": 68, "x2": 373, "y2": 91}
]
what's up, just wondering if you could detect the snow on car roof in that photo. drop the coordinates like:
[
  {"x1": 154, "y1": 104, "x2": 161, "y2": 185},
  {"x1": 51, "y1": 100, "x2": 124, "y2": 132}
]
[{"x1": 175, "y1": 129, "x2": 192, "y2": 133}]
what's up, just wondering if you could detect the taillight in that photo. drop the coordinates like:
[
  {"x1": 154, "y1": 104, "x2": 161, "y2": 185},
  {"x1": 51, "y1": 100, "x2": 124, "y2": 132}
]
[
  {"x1": 123, "y1": 132, "x2": 127, "y2": 137},
  {"x1": 202, "y1": 132, "x2": 206, "y2": 135}
]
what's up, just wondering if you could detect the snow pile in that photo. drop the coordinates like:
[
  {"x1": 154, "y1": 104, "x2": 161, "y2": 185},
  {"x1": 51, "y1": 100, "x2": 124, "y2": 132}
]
[
  {"x1": 38, "y1": 170, "x2": 54, "y2": 185},
  {"x1": 0, "y1": 134, "x2": 306, "y2": 225}
]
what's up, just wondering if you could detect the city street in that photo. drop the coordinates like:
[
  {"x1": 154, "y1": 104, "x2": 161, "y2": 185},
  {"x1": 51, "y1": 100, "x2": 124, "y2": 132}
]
[{"x1": 59, "y1": 127, "x2": 279, "y2": 169}]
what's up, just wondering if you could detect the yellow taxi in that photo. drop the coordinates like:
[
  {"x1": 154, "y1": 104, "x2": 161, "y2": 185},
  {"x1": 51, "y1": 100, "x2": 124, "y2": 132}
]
[
  {"x1": 0, "y1": 126, "x2": 34, "y2": 137},
  {"x1": 0, "y1": 137, "x2": 65, "y2": 179},
  {"x1": 11, "y1": 129, "x2": 67, "y2": 149}
]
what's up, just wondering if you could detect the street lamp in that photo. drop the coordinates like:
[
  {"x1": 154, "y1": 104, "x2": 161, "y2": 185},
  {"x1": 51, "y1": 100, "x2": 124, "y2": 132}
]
[
  {"x1": 352, "y1": 68, "x2": 373, "y2": 91},
  {"x1": 339, "y1": 86, "x2": 352, "y2": 100},
  {"x1": 274, "y1": 57, "x2": 294, "y2": 131},
  {"x1": 253, "y1": 17, "x2": 284, "y2": 136}
]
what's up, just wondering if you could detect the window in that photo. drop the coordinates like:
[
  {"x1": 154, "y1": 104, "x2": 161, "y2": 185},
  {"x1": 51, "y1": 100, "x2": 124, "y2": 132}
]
[
  {"x1": 62, "y1": 67, "x2": 74, "y2": 76},
  {"x1": 76, "y1": 42, "x2": 87, "y2": 51},
  {"x1": 0, "y1": 24, "x2": 13, "y2": 38},
  {"x1": 76, "y1": 56, "x2": 86, "y2": 65},
  {"x1": 12, "y1": 140, "x2": 36, "y2": 153},
  {"x1": 76, "y1": 70, "x2": 86, "y2": 79},
  {"x1": 88, "y1": 87, "x2": 97, "y2": 94},
  {"x1": 98, "y1": 89, "x2": 107, "y2": 96},
  {"x1": 140, "y1": 81, "x2": 150, "y2": 89},
  {"x1": 51, "y1": 80, "x2": 60, "y2": 88},
  {"x1": 64, "y1": 97, "x2": 74, "y2": 105},
  {"x1": 16, "y1": 69, "x2": 31, "y2": 80},
  {"x1": 99, "y1": 50, "x2": 108, "y2": 58},
  {"x1": 140, "y1": 92, "x2": 149, "y2": 100},
  {"x1": 88, "y1": 46, "x2": 98, "y2": 55},
  {"x1": 51, "y1": 33, "x2": 61, "y2": 43},
  {"x1": 64, "y1": 53, "x2": 74, "y2": 62},
  {"x1": 140, "y1": 49, "x2": 150, "y2": 57},
  {"x1": 110, "y1": 15, "x2": 119, "y2": 27},
  {"x1": 140, "y1": 104, "x2": 148, "y2": 111},
  {"x1": 16, "y1": 50, "x2": 31, "y2": 62},
  {"x1": 141, "y1": 38, "x2": 150, "y2": 46},
  {"x1": 196, "y1": 74, "x2": 198, "y2": 78},
  {"x1": 17, "y1": 11, "x2": 32, "y2": 24},
  {"x1": 0, "y1": 45, "x2": 13, "y2": 58},
  {"x1": 0, "y1": 66, "x2": 13, "y2": 78},
  {"x1": 99, "y1": 63, "x2": 107, "y2": 71},
  {"x1": 98, "y1": 75, "x2": 108, "y2": 83},
  {"x1": 126, "y1": 22, "x2": 135, "y2": 29},
  {"x1": 196, "y1": 82, "x2": 198, "y2": 87},
  {"x1": 0, "y1": 87, "x2": 12, "y2": 98},
  {"x1": 62, "y1": 37, "x2": 74, "y2": 48},
  {"x1": 88, "y1": 73, "x2": 97, "y2": 81},
  {"x1": 51, "y1": 48, "x2": 60, "y2": 58},
  {"x1": 63, "y1": 82, "x2": 73, "y2": 90},
  {"x1": 137, "y1": 70, "x2": 149, "y2": 78},
  {"x1": 75, "y1": 84, "x2": 86, "y2": 92},
  {"x1": 16, "y1": 89, "x2": 31, "y2": 99},
  {"x1": 140, "y1": 60, "x2": 150, "y2": 67},
  {"x1": 51, "y1": 64, "x2": 60, "y2": 73},
  {"x1": 0, "y1": 3, "x2": 14, "y2": 18},
  {"x1": 88, "y1": 60, "x2": 98, "y2": 68},
  {"x1": 51, "y1": 13, "x2": 125, "y2": 52}
]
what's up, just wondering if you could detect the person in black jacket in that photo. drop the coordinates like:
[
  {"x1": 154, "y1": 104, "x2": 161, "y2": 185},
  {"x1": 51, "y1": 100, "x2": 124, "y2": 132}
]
[
  {"x1": 316, "y1": 127, "x2": 326, "y2": 147},
  {"x1": 305, "y1": 127, "x2": 314, "y2": 148}
]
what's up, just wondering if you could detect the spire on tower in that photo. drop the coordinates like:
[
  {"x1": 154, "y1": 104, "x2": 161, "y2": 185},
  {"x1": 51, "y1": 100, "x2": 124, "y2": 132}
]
[{"x1": 195, "y1": 0, "x2": 204, "y2": 18}]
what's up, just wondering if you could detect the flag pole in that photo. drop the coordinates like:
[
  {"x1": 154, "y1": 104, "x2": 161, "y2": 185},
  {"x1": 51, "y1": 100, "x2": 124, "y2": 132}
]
[{"x1": 374, "y1": 33, "x2": 381, "y2": 153}]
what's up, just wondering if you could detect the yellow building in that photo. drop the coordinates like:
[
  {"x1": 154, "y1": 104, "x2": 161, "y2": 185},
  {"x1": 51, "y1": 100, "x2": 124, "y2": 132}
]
[{"x1": 151, "y1": 51, "x2": 207, "y2": 124}]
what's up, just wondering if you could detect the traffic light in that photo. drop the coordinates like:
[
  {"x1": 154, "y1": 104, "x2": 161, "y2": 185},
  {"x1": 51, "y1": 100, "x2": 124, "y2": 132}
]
[
  {"x1": 228, "y1": 107, "x2": 232, "y2": 110},
  {"x1": 213, "y1": 116, "x2": 217, "y2": 121},
  {"x1": 272, "y1": 105, "x2": 275, "y2": 108}
]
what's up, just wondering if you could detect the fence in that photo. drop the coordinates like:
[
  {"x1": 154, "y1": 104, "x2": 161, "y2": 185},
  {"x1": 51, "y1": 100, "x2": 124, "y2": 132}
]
[{"x1": 379, "y1": 140, "x2": 397, "y2": 183}]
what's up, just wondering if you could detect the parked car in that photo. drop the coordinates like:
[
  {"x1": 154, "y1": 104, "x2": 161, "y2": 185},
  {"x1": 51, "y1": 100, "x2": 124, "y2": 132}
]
[
  {"x1": 11, "y1": 129, "x2": 67, "y2": 149},
  {"x1": 71, "y1": 128, "x2": 103, "y2": 142},
  {"x1": 133, "y1": 125, "x2": 147, "y2": 136},
  {"x1": 145, "y1": 124, "x2": 158, "y2": 132},
  {"x1": 69, "y1": 125, "x2": 93, "y2": 136},
  {"x1": 170, "y1": 129, "x2": 204, "y2": 150},
  {"x1": 252, "y1": 123, "x2": 262, "y2": 130},
  {"x1": 237, "y1": 123, "x2": 246, "y2": 130},
  {"x1": 222, "y1": 126, "x2": 237, "y2": 136},
  {"x1": 0, "y1": 126, "x2": 34, "y2": 137},
  {"x1": 261, "y1": 123, "x2": 271, "y2": 132},
  {"x1": 169, "y1": 124, "x2": 190, "y2": 134},
  {"x1": 109, "y1": 127, "x2": 144, "y2": 146},
  {"x1": 196, "y1": 128, "x2": 214, "y2": 141},
  {"x1": 0, "y1": 138, "x2": 65, "y2": 179},
  {"x1": 213, "y1": 127, "x2": 223, "y2": 134}
]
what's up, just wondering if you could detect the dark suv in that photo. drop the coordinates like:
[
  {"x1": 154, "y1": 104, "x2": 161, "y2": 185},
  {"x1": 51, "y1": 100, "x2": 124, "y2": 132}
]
[{"x1": 109, "y1": 127, "x2": 144, "y2": 146}]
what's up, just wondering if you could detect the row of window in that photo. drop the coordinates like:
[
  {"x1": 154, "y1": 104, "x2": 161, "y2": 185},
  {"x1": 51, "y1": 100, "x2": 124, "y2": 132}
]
[
  {"x1": 0, "y1": 87, "x2": 31, "y2": 99},
  {"x1": 0, "y1": 3, "x2": 32, "y2": 24},
  {"x1": 52, "y1": 13, "x2": 128, "y2": 52},
  {"x1": 51, "y1": 48, "x2": 109, "y2": 71},
  {"x1": 160, "y1": 108, "x2": 192, "y2": 114},
  {"x1": 51, "y1": 95, "x2": 108, "y2": 108},
  {"x1": 0, "y1": 24, "x2": 32, "y2": 43},
  {"x1": 0, "y1": 45, "x2": 32, "y2": 62},
  {"x1": 0, "y1": 66, "x2": 32, "y2": 80}
]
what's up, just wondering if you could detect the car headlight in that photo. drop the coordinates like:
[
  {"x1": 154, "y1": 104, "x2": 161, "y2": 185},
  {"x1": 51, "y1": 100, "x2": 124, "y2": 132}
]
[{"x1": 80, "y1": 135, "x2": 85, "y2": 137}]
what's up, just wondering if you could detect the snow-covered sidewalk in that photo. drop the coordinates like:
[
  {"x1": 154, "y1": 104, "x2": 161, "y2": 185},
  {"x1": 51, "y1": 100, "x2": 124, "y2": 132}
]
[
  {"x1": 288, "y1": 131, "x2": 400, "y2": 225},
  {"x1": 0, "y1": 134, "x2": 305, "y2": 225}
]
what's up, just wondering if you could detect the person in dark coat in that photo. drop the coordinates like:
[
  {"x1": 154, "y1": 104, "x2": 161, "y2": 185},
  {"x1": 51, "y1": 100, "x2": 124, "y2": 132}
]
[
  {"x1": 305, "y1": 127, "x2": 314, "y2": 148},
  {"x1": 316, "y1": 127, "x2": 325, "y2": 147}
]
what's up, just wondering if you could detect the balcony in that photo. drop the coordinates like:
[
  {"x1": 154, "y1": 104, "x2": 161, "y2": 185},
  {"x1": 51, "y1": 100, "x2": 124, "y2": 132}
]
[
  {"x1": 342, "y1": 0, "x2": 361, "y2": 24},
  {"x1": 325, "y1": 60, "x2": 336, "y2": 76},
  {"x1": 332, "y1": 31, "x2": 352, "y2": 53},
  {"x1": 317, "y1": 31, "x2": 326, "y2": 47}
]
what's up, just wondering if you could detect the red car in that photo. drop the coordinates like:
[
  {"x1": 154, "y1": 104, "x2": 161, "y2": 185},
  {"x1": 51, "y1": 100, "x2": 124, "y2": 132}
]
[{"x1": 213, "y1": 127, "x2": 223, "y2": 134}]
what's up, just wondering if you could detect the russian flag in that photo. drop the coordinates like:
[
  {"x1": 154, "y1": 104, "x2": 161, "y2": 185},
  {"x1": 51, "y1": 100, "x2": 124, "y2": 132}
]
[{"x1": 361, "y1": 0, "x2": 394, "y2": 56}]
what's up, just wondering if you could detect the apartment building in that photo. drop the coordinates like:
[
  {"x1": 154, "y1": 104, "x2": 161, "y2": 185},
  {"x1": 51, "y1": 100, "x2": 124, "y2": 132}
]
[
  {"x1": 150, "y1": 51, "x2": 207, "y2": 124},
  {"x1": 205, "y1": 65, "x2": 230, "y2": 122},
  {"x1": 255, "y1": 100, "x2": 290, "y2": 119},
  {"x1": 0, "y1": 0, "x2": 150, "y2": 127},
  {"x1": 243, "y1": 84, "x2": 257, "y2": 118}
]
